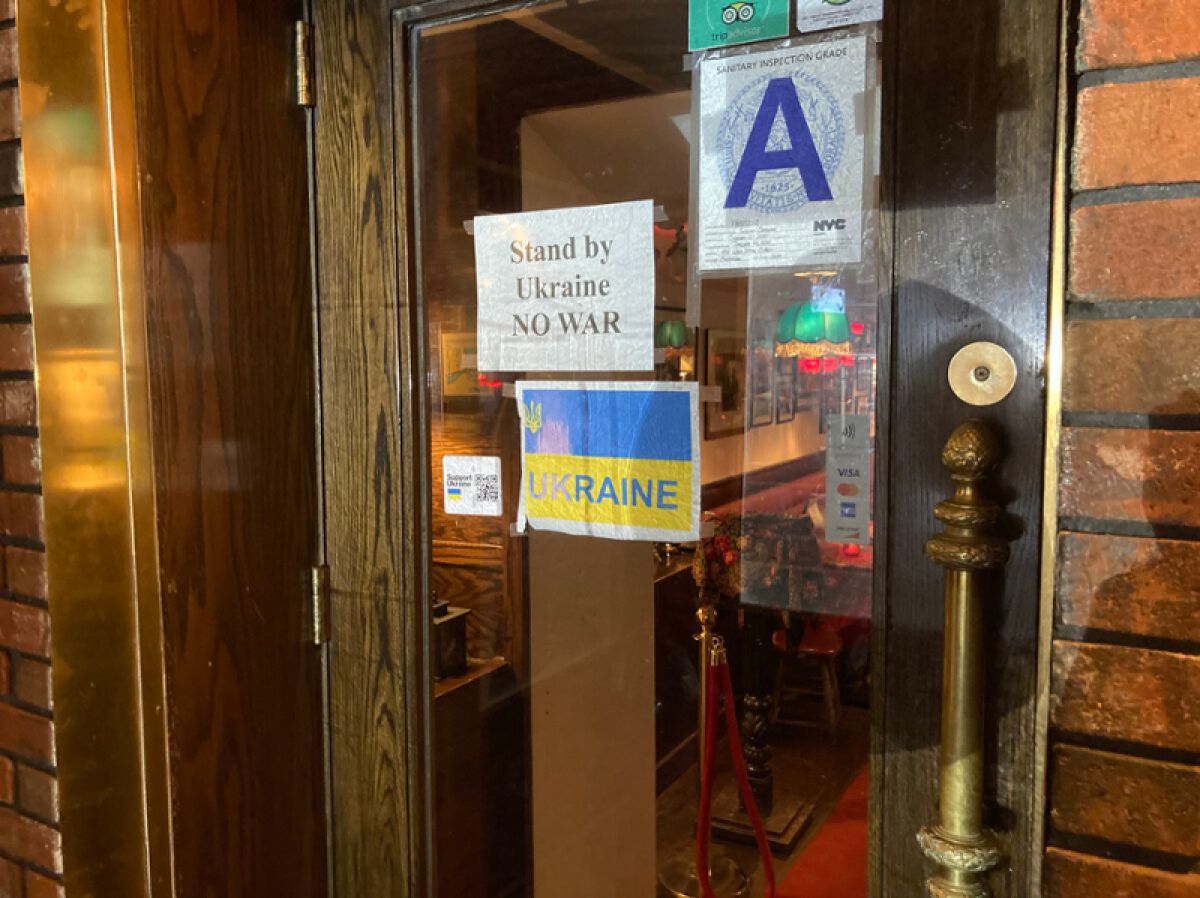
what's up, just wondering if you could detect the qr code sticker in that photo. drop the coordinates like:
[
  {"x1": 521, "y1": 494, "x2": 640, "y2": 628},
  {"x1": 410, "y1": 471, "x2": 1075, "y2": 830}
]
[
  {"x1": 474, "y1": 473, "x2": 500, "y2": 504},
  {"x1": 443, "y1": 455, "x2": 502, "y2": 516}
]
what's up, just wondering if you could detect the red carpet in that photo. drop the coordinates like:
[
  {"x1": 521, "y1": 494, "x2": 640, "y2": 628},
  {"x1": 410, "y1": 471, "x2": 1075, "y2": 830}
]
[{"x1": 778, "y1": 767, "x2": 869, "y2": 898}]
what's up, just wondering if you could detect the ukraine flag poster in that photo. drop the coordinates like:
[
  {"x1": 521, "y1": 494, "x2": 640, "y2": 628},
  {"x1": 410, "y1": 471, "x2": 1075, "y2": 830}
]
[{"x1": 515, "y1": 381, "x2": 700, "y2": 542}]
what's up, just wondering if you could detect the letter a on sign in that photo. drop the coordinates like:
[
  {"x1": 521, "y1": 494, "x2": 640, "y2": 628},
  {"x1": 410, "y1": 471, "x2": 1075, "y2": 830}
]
[
  {"x1": 696, "y1": 34, "x2": 872, "y2": 272},
  {"x1": 725, "y1": 78, "x2": 832, "y2": 209}
]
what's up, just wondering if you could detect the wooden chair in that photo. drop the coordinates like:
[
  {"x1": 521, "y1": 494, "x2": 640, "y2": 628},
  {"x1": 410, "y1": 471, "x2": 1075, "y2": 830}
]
[{"x1": 773, "y1": 612, "x2": 843, "y2": 741}]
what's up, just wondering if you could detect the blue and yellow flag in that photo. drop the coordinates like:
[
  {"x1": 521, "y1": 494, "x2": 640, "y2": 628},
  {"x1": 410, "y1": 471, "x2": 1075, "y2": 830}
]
[{"x1": 515, "y1": 382, "x2": 700, "y2": 541}]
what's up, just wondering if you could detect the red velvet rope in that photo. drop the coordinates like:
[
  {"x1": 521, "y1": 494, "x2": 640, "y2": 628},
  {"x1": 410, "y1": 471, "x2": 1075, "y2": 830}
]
[{"x1": 696, "y1": 656, "x2": 777, "y2": 898}]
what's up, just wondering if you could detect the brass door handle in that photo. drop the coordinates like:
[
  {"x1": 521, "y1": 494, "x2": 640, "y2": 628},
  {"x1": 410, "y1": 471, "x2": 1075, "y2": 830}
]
[{"x1": 919, "y1": 420, "x2": 1011, "y2": 898}]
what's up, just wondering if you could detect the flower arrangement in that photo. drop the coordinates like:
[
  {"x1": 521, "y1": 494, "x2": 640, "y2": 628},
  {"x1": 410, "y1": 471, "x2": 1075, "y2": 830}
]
[
  {"x1": 692, "y1": 515, "x2": 745, "y2": 600},
  {"x1": 693, "y1": 513, "x2": 818, "y2": 603}
]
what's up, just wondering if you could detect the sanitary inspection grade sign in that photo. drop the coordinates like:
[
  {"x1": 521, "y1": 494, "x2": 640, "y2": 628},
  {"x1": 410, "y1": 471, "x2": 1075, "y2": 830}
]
[{"x1": 696, "y1": 34, "x2": 870, "y2": 271}]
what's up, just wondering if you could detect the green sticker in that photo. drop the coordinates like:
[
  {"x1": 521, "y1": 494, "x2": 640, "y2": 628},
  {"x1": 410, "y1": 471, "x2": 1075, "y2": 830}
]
[{"x1": 688, "y1": 0, "x2": 790, "y2": 51}]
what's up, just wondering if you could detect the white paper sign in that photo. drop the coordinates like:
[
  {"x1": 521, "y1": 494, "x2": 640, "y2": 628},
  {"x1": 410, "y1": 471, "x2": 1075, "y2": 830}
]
[
  {"x1": 796, "y1": 0, "x2": 882, "y2": 33},
  {"x1": 697, "y1": 35, "x2": 870, "y2": 272},
  {"x1": 473, "y1": 201, "x2": 655, "y2": 372},
  {"x1": 443, "y1": 455, "x2": 503, "y2": 517},
  {"x1": 826, "y1": 447, "x2": 870, "y2": 545}
]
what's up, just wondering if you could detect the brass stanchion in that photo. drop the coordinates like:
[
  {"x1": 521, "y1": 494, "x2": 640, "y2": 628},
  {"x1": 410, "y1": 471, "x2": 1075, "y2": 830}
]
[
  {"x1": 918, "y1": 421, "x2": 1010, "y2": 898},
  {"x1": 658, "y1": 605, "x2": 748, "y2": 898}
]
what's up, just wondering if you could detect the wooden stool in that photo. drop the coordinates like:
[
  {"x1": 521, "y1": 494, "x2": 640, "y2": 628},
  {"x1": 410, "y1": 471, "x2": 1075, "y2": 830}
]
[{"x1": 773, "y1": 617, "x2": 843, "y2": 741}]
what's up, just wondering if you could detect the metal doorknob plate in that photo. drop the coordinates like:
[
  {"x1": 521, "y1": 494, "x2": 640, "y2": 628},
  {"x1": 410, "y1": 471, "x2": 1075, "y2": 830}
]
[{"x1": 947, "y1": 342, "x2": 1017, "y2": 406}]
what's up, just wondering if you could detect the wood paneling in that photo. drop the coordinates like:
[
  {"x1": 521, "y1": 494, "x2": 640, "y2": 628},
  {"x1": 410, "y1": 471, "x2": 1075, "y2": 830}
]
[
  {"x1": 433, "y1": 660, "x2": 525, "y2": 898},
  {"x1": 312, "y1": 1, "x2": 423, "y2": 895},
  {"x1": 880, "y1": 0, "x2": 1057, "y2": 893},
  {"x1": 1044, "y1": 848, "x2": 1200, "y2": 898},
  {"x1": 1051, "y1": 641, "x2": 1200, "y2": 752},
  {"x1": 130, "y1": 0, "x2": 327, "y2": 894},
  {"x1": 1057, "y1": 533, "x2": 1200, "y2": 643},
  {"x1": 1049, "y1": 745, "x2": 1200, "y2": 856}
]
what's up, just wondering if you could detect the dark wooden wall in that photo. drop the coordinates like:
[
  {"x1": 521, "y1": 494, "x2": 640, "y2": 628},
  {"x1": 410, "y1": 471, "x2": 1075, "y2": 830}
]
[
  {"x1": 129, "y1": 0, "x2": 328, "y2": 895},
  {"x1": 878, "y1": 0, "x2": 1058, "y2": 893}
]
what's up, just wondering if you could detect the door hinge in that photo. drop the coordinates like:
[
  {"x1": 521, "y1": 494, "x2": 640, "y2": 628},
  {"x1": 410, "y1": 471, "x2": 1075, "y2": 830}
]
[
  {"x1": 309, "y1": 564, "x2": 331, "y2": 645},
  {"x1": 295, "y1": 20, "x2": 315, "y2": 108}
]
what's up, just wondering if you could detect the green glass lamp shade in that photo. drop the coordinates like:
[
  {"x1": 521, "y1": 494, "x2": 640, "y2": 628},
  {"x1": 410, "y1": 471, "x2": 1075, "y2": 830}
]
[
  {"x1": 775, "y1": 299, "x2": 851, "y2": 359},
  {"x1": 655, "y1": 319, "x2": 689, "y2": 349}
]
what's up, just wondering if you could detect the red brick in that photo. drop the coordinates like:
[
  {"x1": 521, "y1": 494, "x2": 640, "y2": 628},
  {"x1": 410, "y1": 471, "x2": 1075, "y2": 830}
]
[
  {"x1": 11, "y1": 657, "x2": 48, "y2": 711},
  {"x1": 1, "y1": 437, "x2": 38, "y2": 486},
  {"x1": 1075, "y1": 79, "x2": 1200, "y2": 189},
  {"x1": 0, "y1": 491, "x2": 43, "y2": 542},
  {"x1": 0, "y1": 858, "x2": 18, "y2": 898},
  {"x1": 0, "y1": 600, "x2": 48, "y2": 656},
  {"x1": 1058, "y1": 533, "x2": 1200, "y2": 642},
  {"x1": 0, "y1": 324, "x2": 32, "y2": 373},
  {"x1": 1080, "y1": 0, "x2": 1200, "y2": 69},
  {"x1": 1071, "y1": 198, "x2": 1200, "y2": 301},
  {"x1": 16, "y1": 765, "x2": 55, "y2": 823},
  {"x1": 0, "y1": 208, "x2": 23, "y2": 257},
  {"x1": 0, "y1": 265, "x2": 28, "y2": 315},
  {"x1": 1045, "y1": 848, "x2": 1200, "y2": 898},
  {"x1": 0, "y1": 87, "x2": 15, "y2": 144},
  {"x1": 1052, "y1": 641, "x2": 1200, "y2": 752},
  {"x1": 1060, "y1": 427, "x2": 1200, "y2": 528},
  {"x1": 0, "y1": 703, "x2": 51, "y2": 764},
  {"x1": 0, "y1": 756, "x2": 11, "y2": 805},
  {"x1": 1063, "y1": 319, "x2": 1200, "y2": 414},
  {"x1": 0, "y1": 145, "x2": 21, "y2": 204},
  {"x1": 5, "y1": 548, "x2": 45, "y2": 599},
  {"x1": 0, "y1": 807, "x2": 59, "y2": 871},
  {"x1": 0, "y1": 28, "x2": 15, "y2": 83},
  {"x1": 0, "y1": 652, "x2": 6, "y2": 694},
  {"x1": 1050, "y1": 744, "x2": 1200, "y2": 855},
  {"x1": 24, "y1": 871, "x2": 64, "y2": 898},
  {"x1": 0, "y1": 381, "x2": 33, "y2": 426}
]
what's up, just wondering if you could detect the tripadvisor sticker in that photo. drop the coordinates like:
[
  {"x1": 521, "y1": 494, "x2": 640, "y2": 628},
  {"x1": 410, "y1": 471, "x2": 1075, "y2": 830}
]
[{"x1": 689, "y1": 0, "x2": 789, "y2": 51}]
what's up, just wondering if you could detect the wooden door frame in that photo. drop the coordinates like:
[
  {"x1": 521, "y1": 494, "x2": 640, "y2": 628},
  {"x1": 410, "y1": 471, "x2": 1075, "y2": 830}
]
[{"x1": 311, "y1": 2, "x2": 1066, "y2": 897}]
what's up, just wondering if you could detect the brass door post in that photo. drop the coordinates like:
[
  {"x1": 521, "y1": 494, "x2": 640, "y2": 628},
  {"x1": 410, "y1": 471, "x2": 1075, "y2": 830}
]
[{"x1": 919, "y1": 421, "x2": 1010, "y2": 898}]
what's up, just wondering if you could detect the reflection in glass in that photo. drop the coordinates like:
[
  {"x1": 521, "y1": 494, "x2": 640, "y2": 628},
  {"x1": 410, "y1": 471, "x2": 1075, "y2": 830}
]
[{"x1": 413, "y1": 7, "x2": 881, "y2": 895}]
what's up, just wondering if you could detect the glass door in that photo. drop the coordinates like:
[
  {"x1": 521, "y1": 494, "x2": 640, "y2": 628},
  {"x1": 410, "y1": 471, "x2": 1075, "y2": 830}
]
[{"x1": 410, "y1": 5, "x2": 882, "y2": 895}]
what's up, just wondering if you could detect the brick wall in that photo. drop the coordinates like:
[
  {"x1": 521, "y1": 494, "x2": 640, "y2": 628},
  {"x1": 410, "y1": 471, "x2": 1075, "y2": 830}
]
[
  {"x1": 1046, "y1": 0, "x2": 1200, "y2": 894},
  {"x1": 0, "y1": 4, "x2": 61, "y2": 898}
]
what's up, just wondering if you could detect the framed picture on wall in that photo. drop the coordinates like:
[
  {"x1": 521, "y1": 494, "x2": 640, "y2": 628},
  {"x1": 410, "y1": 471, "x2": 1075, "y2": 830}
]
[
  {"x1": 703, "y1": 329, "x2": 747, "y2": 440},
  {"x1": 855, "y1": 356, "x2": 874, "y2": 394},
  {"x1": 774, "y1": 358, "x2": 796, "y2": 424},
  {"x1": 796, "y1": 369, "x2": 821, "y2": 411},
  {"x1": 865, "y1": 323, "x2": 877, "y2": 352},
  {"x1": 654, "y1": 312, "x2": 697, "y2": 383},
  {"x1": 747, "y1": 317, "x2": 774, "y2": 429},
  {"x1": 439, "y1": 331, "x2": 489, "y2": 400}
]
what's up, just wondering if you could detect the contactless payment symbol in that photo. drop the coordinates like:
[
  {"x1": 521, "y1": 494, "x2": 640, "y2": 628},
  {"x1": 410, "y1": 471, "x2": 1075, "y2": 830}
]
[{"x1": 689, "y1": 0, "x2": 788, "y2": 51}]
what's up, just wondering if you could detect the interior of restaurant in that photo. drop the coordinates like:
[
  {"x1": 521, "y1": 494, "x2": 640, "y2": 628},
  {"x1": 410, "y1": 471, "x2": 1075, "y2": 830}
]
[{"x1": 414, "y1": 5, "x2": 878, "y2": 895}]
